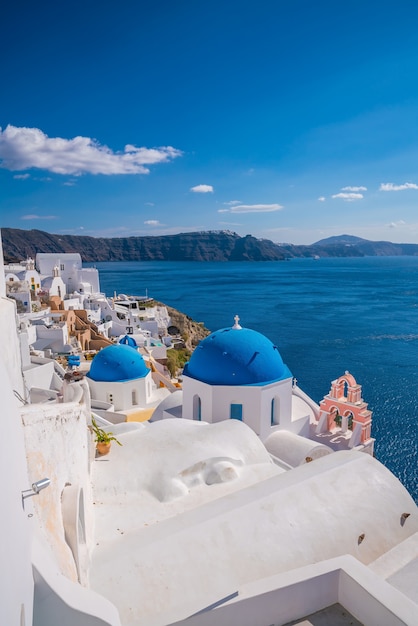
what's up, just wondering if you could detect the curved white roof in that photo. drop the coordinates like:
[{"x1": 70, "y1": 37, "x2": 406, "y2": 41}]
[
  {"x1": 90, "y1": 421, "x2": 418, "y2": 626},
  {"x1": 264, "y1": 430, "x2": 332, "y2": 467}
]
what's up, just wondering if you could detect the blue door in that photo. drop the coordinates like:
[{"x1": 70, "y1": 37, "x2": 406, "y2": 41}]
[{"x1": 230, "y1": 404, "x2": 243, "y2": 421}]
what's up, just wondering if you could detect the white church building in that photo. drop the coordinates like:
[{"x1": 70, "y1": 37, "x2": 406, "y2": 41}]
[
  {"x1": 181, "y1": 315, "x2": 297, "y2": 440},
  {"x1": 86, "y1": 338, "x2": 170, "y2": 416},
  {"x1": 36, "y1": 252, "x2": 100, "y2": 295}
]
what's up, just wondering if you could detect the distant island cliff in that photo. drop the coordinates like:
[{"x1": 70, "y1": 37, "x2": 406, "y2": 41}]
[{"x1": 2, "y1": 228, "x2": 418, "y2": 263}]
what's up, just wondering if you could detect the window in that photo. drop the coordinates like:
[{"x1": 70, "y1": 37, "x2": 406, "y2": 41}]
[
  {"x1": 271, "y1": 396, "x2": 280, "y2": 425},
  {"x1": 60, "y1": 264, "x2": 65, "y2": 271},
  {"x1": 193, "y1": 395, "x2": 202, "y2": 420},
  {"x1": 230, "y1": 404, "x2": 243, "y2": 421}
]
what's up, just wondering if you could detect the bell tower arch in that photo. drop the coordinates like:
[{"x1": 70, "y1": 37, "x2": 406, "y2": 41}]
[{"x1": 319, "y1": 371, "x2": 373, "y2": 449}]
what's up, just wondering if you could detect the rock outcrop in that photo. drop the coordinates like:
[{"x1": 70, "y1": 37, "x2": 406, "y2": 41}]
[{"x1": 162, "y1": 303, "x2": 210, "y2": 350}]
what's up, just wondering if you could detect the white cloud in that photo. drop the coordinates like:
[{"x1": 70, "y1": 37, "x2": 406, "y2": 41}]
[
  {"x1": 63, "y1": 180, "x2": 76, "y2": 186},
  {"x1": 318, "y1": 196, "x2": 326, "y2": 202},
  {"x1": 21, "y1": 214, "x2": 57, "y2": 220},
  {"x1": 190, "y1": 184, "x2": 214, "y2": 193},
  {"x1": 224, "y1": 200, "x2": 242, "y2": 206},
  {"x1": 331, "y1": 192, "x2": 363, "y2": 201},
  {"x1": 13, "y1": 173, "x2": 30, "y2": 179},
  {"x1": 341, "y1": 185, "x2": 367, "y2": 192},
  {"x1": 380, "y1": 182, "x2": 418, "y2": 191},
  {"x1": 144, "y1": 220, "x2": 161, "y2": 226},
  {"x1": 0, "y1": 125, "x2": 182, "y2": 175},
  {"x1": 388, "y1": 220, "x2": 406, "y2": 228},
  {"x1": 219, "y1": 203, "x2": 283, "y2": 214}
]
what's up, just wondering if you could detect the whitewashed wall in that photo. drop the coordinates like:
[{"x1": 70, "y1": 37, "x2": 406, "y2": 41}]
[
  {"x1": 88, "y1": 373, "x2": 151, "y2": 411},
  {"x1": 20, "y1": 399, "x2": 95, "y2": 583},
  {"x1": 182, "y1": 375, "x2": 295, "y2": 440},
  {"x1": 0, "y1": 323, "x2": 34, "y2": 626}
]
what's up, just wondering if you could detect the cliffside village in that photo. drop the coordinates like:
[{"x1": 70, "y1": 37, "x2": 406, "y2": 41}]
[
  {"x1": 2, "y1": 245, "x2": 418, "y2": 626},
  {"x1": 4, "y1": 253, "x2": 189, "y2": 417}
]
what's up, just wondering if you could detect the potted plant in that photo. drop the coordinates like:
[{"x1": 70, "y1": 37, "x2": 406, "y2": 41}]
[{"x1": 90, "y1": 416, "x2": 122, "y2": 455}]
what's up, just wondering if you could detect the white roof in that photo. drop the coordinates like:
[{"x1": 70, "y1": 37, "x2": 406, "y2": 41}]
[{"x1": 89, "y1": 419, "x2": 418, "y2": 626}]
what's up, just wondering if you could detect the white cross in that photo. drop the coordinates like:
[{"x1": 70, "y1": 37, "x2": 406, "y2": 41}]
[{"x1": 233, "y1": 315, "x2": 242, "y2": 329}]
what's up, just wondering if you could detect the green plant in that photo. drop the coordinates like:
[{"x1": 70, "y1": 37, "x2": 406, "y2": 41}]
[
  {"x1": 90, "y1": 416, "x2": 122, "y2": 446},
  {"x1": 166, "y1": 347, "x2": 191, "y2": 377}
]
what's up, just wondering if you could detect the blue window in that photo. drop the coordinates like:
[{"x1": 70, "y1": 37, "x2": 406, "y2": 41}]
[
  {"x1": 271, "y1": 396, "x2": 280, "y2": 425},
  {"x1": 230, "y1": 404, "x2": 243, "y2": 421},
  {"x1": 193, "y1": 395, "x2": 202, "y2": 421}
]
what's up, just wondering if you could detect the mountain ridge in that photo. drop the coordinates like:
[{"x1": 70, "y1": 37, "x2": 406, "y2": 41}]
[
  {"x1": 2, "y1": 228, "x2": 418, "y2": 262},
  {"x1": 313, "y1": 234, "x2": 370, "y2": 246}
]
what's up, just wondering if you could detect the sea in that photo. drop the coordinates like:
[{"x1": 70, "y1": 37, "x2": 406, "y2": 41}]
[{"x1": 90, "y1": 256, "x2": 418, "y2": 502}]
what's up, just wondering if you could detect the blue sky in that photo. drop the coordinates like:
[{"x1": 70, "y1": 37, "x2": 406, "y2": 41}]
[{"x1": 1, "y1": 0, "x2": 418, "y2": 245}]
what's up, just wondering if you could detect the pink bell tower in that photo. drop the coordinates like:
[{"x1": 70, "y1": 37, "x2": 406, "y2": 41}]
[{"x1": 319, "y1": 371, "x2": 373, "y2": 450}]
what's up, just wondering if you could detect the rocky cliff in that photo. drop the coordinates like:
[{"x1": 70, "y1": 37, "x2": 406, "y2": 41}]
[
  {"x1": 1, "y1": 228, "x2": 290, "y2": 262},
  {"x1": 3, "y1": 228, "x2": 418, "y2": 262},
  {"x1": 162, "y1": 303, "x2": 210, "y2": 350}
]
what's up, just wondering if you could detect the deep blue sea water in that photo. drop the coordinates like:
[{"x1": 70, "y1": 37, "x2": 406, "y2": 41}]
[{"x1": 90, "y1": 257, "x2": 418, "y2": 502}]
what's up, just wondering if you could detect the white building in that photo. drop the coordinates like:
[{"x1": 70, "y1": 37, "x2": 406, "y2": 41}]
[
  {"x1": 86, "y1": 340, "x2": 170, "y2": 416},
  {"x1": 98, "y1": 295, "x2": 171, "y2": 340},
  {"x1": 40, "y1": 264, "x2": 67, "y2": 299},
  {"x1": 5, "y1": 257, "x2": 41, "y2": 294},
  {"x1": 4, "y1": 258, "x2": 41, "y2": 313},
  {"x1": 36, "y1": 252, "x2": 100, "y2": 295},
  {"x1": 181, "y1": 315, "x2": 296, "y2": 440}
]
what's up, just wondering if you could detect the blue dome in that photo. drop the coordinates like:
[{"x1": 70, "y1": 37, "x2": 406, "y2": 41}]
[
  {"x1": 183, "y1": 326, "x2": 292, "y2": 386},
  {"x1": 88, "y1": 343, "x2": 148, "y2": 382},
  {"x1": 119, "y1": 335, "x2": 137, "y2": 347}
]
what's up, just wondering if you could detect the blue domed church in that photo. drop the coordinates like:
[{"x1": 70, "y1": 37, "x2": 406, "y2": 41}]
[
  {"x1": 87, "y1": 340, "x2": 169, "y2": 415},
  {"x1": 181, "y1": 316, "x2": 298, "y2": 441}
]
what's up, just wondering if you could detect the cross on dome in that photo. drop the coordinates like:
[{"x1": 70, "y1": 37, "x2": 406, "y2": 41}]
[{"x1": 232, "y1": 315, "x2": 242, "y2": 329}]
